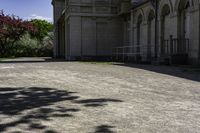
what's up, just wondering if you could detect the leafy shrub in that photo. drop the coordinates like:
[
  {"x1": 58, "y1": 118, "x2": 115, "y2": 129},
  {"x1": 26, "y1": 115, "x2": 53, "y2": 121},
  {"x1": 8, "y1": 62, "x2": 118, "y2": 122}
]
[
  {"x1": 0, "y1": 10, "x2": 36, "y2": 57},
  {"x1": 38, "y1": 32, "x2": 53, "y2": 57},
  {"x1": 0, "y1": 10, "x2": 54, "y2": 57},
  {"x1": 14, "y1": 32, "x2": 53, "y2": 57}
]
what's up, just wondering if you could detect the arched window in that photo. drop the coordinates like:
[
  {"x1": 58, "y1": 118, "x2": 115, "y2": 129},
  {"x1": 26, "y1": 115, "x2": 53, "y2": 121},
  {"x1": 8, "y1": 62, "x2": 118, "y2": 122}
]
[
  {"x1": 136, "y1": 14, "x2": 143, "y2": 55},
  {"x1": 160, "y1": 4, "x2": 170, "y2": 55},
  {"x1": 147, "y1": 10, "x2": 155, "y2": 59},
  {"x1": 178, "y1": 0, "x2": 190, "y2": 39}
]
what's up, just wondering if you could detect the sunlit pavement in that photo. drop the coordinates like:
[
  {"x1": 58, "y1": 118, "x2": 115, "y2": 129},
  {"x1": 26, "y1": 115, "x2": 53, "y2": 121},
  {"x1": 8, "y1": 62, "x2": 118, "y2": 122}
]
[{"x1": 0, "y1": 59, "x2": 200, "y2": 133}]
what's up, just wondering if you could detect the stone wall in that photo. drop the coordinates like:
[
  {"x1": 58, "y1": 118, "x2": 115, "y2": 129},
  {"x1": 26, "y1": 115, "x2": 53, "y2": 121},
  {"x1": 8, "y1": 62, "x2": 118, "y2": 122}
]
[
  {"x1": 53, "y1": 0, "x2": 200, "y2": 64},
  {"x1": 52, "y1": 0, "x2": 65, "y2": 58},
  {"x1": 130, "y1": 0, "x2": 200, "y2": 64},
  {"x1": 63, "y1": 0, "x2": 126, "y2": 59}
]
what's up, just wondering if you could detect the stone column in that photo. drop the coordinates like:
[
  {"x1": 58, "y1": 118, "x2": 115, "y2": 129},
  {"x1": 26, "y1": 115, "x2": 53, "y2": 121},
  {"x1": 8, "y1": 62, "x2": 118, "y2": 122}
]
[
  {"x1": 53, "y1": 25, "x2": 59, "y2": 58},
  {"x1": 130, "y1": 10, "x2": 134, "y2": 46},
  {"x1": 198, "y1": 4, "x2": 200, "y2": 65}
]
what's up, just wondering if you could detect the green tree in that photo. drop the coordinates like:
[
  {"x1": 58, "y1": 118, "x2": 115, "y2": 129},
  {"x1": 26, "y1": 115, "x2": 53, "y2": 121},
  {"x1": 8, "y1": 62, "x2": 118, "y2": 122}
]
[
  {"x1": 30, "y1": 19, "x2": 53, "y2": 41},
  {"x1": 0, "y1": 10, "x2": 35, "y2": 57}
]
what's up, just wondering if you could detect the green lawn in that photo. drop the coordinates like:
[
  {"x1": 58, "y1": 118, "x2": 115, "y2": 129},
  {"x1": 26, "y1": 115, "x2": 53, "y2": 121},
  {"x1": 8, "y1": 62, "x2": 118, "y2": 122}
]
[
  {"x1": 0, "y1": 57, "x2": 15, "y2": 61},
  {"x1": 80, "y1": 62, "x2": 200, "y2": 73},
  {"x1": 78, "y1": 61, "x2": 116, "y2": 65}
]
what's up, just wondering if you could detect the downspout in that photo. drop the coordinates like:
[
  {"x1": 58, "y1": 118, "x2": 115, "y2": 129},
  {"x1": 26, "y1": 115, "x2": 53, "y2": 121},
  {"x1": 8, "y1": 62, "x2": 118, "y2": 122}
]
[
  {"x1": 154, "y1": 0, "x2": 158, "y2": 59},
  {"x1": 199, "y1": 4, "x2": 200, "y2": 65}
]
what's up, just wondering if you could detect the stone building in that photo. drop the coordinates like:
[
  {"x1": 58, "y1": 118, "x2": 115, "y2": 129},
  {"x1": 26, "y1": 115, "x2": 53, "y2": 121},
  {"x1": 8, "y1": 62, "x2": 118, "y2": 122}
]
[{"x1": 52, "y1": 0, "x2": 200, "y2": 65}]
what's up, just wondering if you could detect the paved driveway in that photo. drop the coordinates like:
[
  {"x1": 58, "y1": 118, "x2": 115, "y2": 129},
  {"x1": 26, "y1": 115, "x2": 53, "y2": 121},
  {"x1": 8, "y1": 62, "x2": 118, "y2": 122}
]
[{"x1": 0, "y1": 60, "x2": 200, "y2": 133}]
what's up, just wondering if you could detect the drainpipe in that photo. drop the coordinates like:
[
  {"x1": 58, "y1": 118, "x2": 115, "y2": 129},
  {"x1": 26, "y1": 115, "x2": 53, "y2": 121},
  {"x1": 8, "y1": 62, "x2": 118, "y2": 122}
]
[
  {"x1": 199, "y1": 4, "x2": 200, "y2": 65},
  {"x1": 154, "y1": 0, "x2": 158, "y2": 59}
]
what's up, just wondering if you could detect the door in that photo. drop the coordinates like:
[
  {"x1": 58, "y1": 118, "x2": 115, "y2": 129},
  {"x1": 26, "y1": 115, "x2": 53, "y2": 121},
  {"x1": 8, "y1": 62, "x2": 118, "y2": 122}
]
[
  {"x1": 96, "y1": 22, "x2": 107, "y2": 56},
  {"x1": 147, "y1": 20, "x2": 154, "y2": 59},
  {"x1": 58, "y1": 21, "x2": 65, "y2": 58}
]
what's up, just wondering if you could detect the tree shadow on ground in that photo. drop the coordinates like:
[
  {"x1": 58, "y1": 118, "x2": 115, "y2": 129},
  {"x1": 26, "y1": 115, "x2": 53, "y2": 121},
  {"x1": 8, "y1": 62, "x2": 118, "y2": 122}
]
[
  {"x1": 0, "y1": 87, "x2": 123, "y2": 132},
  {"x1": 0, "y1": 87, "x2": 80, "y2": 132},
  {"x1": 94, "y1": 125, "x2": 115, "y2": 133},
  {"x1": 74, "y1": 98, "x2": 123, "y2": 107},
  {"x1": 0, "y1": 87, "x2": 79, "y2": 115},
  {"x1": 114, "y1": 63, "x2": 200, "y2": 82}
]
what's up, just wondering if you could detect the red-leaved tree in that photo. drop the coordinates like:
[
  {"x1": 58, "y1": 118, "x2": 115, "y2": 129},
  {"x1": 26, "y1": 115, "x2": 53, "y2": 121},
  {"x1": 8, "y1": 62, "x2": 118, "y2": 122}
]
[{"x1": 0, "y1": 10, "x2": 36, "y2": 57}]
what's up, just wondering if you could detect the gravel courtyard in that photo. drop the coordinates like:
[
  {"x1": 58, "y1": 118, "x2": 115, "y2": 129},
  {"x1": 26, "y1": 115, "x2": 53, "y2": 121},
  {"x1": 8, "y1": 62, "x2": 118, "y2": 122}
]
[{"x1": 0, "y1": 59, "x2": 200, "y2": 133}]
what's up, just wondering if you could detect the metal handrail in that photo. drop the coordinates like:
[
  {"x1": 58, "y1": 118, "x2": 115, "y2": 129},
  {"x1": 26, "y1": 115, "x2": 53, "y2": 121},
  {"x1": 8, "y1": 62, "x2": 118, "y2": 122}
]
[
  {"x1": 113, "y1": 37, "x2": 190, "y2": 62},
  {"x1": 113, "y1": 44, "x2": 155, "y2": 61},
  {"x1": 162, "y1": 38, "x2": 189, "y2": 55}
]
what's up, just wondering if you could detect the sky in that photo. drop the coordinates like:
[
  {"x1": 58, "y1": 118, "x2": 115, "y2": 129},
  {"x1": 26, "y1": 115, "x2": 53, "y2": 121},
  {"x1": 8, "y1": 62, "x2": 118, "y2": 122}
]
[{"x1": 0, "y1": 0, "x2": 53, "y2": 22}]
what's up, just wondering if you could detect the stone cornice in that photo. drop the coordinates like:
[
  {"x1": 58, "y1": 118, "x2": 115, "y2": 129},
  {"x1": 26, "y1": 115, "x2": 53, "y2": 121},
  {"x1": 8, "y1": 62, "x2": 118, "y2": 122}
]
[{"x1": 52, "y1": 0, "x2": 64, "y2": 5}]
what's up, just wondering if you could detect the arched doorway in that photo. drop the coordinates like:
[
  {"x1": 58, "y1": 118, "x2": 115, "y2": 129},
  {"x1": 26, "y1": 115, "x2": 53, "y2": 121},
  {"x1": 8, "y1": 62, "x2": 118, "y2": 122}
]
[
  {"x1": 177, "y1": 0, "x2": 190, "y2": 54},
  {"x1": 136, "y1": 14, "x2": 143, "y2": 58},
  {"x1": 178, "y1": 0, "x2": 190, "y2": 39},
  {"x1": 147, "y1": 10, "x2": 155, "y2": 60},
  {"x1": 160, "y1": 4, "x2": 170, "y2": 56}
]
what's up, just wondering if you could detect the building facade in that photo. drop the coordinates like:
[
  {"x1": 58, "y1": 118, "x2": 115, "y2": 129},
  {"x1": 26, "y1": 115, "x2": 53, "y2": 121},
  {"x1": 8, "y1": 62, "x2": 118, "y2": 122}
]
[{"x1": 52, "y1": 0, "x2": 200, "y2": 65}]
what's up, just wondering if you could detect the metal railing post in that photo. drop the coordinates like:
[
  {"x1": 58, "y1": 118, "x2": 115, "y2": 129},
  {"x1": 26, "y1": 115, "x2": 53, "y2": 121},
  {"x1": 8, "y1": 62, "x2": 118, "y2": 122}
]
[
  {"x1": 123, "y1": 47, "x2": 125, "y2": 62},
  {"x1": 116, "y1": 48, "x2": 118, "y2": 61},
  {"x1": 170, "y1": 35, "x2": 173, "y2": 55}
]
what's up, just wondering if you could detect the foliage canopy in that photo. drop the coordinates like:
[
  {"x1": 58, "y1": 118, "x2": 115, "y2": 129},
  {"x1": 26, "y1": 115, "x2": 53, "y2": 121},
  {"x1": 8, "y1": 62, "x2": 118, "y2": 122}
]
[
  {"x1": 0, "y1": 10, "x2": 36, "y2": 56},
  {"x1": 30, "y1": 19, "x2": 53, "y2": 41}
]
